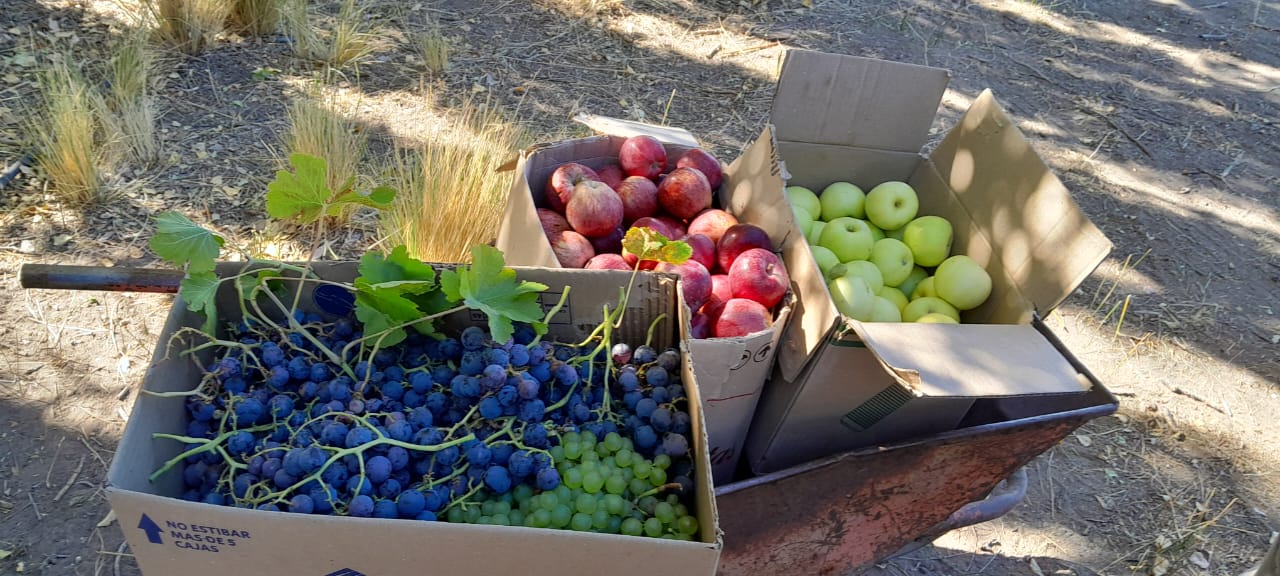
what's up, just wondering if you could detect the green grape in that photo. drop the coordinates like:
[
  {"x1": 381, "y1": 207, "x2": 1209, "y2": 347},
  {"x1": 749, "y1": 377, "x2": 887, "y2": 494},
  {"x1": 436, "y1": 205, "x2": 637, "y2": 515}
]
[
  {"x1": 481, "y1": 501, "x2": 497, "y2": 516},
  {"x1": 549, "y1": 445, "x2": 565, "y2": 462},
  {"x1": 621, "y1": 467, "x2": 634, "y2": 483},
  {"x1": 666, "y1": 494, "x2": 680, "y2": 506},
  {"x1": 569, "y1": 488, "x2": 583, "y2": 502},
  {"x1": 564, "y1": 442, "x2": 582, "y2": 461},
  {"x1": 629, "y1": 478, "x2": 650, "y2": 496},
  {"x1": 581, "y1": 430, "x2": 598, "y2": 449},
  {"x1": 538, "y1": 492, "x2": 559, "y2": 511},
  {"x1": 633, "y1": 460, "x2": 651, "y2": 480},
  {"x1": 643, "y1": 517, "x2": 664, "y2": 537},
  {"x1": 492, "y1": 514, "x2": 510, "y2": 526},
  {"x1": 532, "y1": 508, "x2": 552, "y2": 528},
  {"x1": 616, "y1": 449, "x2": 634, "y2": 467},
  {"x1": 523, "y1": 515, "x2": 538, "y2": 528},
  {"x1": 650, "y1": 467, "x2": 667, "y2": 486},
  {"x1": 447, "y1": 507, "x2": 464, "y2": 523},
  {"x1": 581, "y1": 451, "x2": 599, "y2": 464},
  {"x1": 638, "y1": 496, "x2": 659, "y2": 515},
  {"x1": 554, "y1": 485, "x2": 572, "y2": 503},
  {"x1": 494, "y1": 501, "x2": 512, "y2": 516},
  {"x1": 551, "y1": 505, "x2": 573, "y2": 528},
  {"x1": 605, "y1": 474, "x2": 627, "y2": 495},
  {"x1": 579, "y1": 460, "x2": 598, "y2": 475},
  {"x1": 564, "y1": 468, "x2": 583, "y2": 489},
  {"x1": 464, "y1": 506, "x2": 482, "y2": 523},
  {"x1": 673, "y1": 532, "x2": 693, "y2": 541},
  {"x1": 676, "y1": 515, "x2": 698, "y2": 535},
  {"x1": 509, "y1": 509, "x2": 525, "y2": 526},
  {"x1": 582, "y1": 471, "x2": 605, "y2": 494},
  {"x1": 607, "y1": 515, "x2": 622, "y2": 534},
  {"x1": 602, "y1": 456, "x2": 616, "y2": 469},
  {"x1": 562, "y1": 431, "x2": 581, "y2": 445},
  {"x1": 478, "y1": 515, "x2": 492, "y2": 525},
  {"x1": 603, "y1": 432, "x2": 624, "y2": 453},
  {"x1": 621, "y1": 437, "x2": 634, "y2": 452},
  {"x1": 595, "y1": 442, "x2": 611, "y2": 458},
  {"x1": 518, "y1": 497, "x2": 534, "y2": 514},
  {"x1": 604, "y1": 494, "x2": 626, "y2": 516},
  {"x1": 570, "y1": 512, "x2": 593, "y2": 531},
  {"x1": 592, "y1": 509, "x2": 610, "y2": 530},
  {"x1": 575, "y1": 493, "x2": 598, "y2": 514},
  {"x1": 513, "y1": 484, "x2": 534, "y2": 502},
  {"x1": 675, "y1": 503, "x2": 689, "y2": 517},
  {"x1": 654, "y1": 454, "x2": 672, "y2": 470},
  {"x1": 621, "y1": 517, "x2": 644, "y2": 536},
  {"x1": 499, "y1": 493, "x2": 514, "y2": 505},
  {"x1": 654, "y1": 502, "x2": 675, "y2": 524}
]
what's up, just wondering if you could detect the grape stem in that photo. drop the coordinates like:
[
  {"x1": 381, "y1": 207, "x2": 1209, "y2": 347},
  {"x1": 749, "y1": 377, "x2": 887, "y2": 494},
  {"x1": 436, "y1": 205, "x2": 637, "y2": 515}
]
[
  {"x1": 340, "y1": 304, "x2": 468, "y2": 361},
  {"x1": 529, "y1": 288, "x2": 571, "y2": 348},
  {"x1": 258, "y1": 286, "x2": 357, "y2": 381},
  {"x1": 148, "y1": 423, "x2": 276, "y2": 483}
]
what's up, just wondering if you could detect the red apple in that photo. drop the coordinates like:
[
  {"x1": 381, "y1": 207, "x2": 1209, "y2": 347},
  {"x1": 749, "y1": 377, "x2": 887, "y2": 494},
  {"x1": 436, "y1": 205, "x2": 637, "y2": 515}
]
[
  {"x1": 630, "y1": 216, "x2": 680, "y2": 241},
  {"x1": 716, "y1": 223, "x2": 773, "y2": 272},
  {"x1": 549, "y1": 230, "x2": 595, "y2": 268},
  {"x1": 621, "y1": 250, "x2": 659, "y2": 271},
  {"x1": 615, "y1": 176, "x2": 659, "y2": 224},
  {"x1": 596, "y1": 163, "x2": 625, "y2": 191},
  {"x1": 684, "y1": 233, "x2": 716, "y2": 271},
  {"x1": 728, "y1": 248, "x2": 789, "y2": 309},
  {"x1": 546, "y1": 163, "x2": 600, "y2": 213},
  {"x1": 714, "y1": 298, "x2": 772, "y2": 338},
  {"x1": 710, "y1": 274, "x2": 732, "y2": 305},
  {"x1": 538, "y1": 208, "x2": 570, "y2": 236},
  {"x1": 656, "y1": 260, "x2": 712, "y2": 311},
  {"x1": 589, "y1": 227, "x2": 625, "y2": 255},
  {"x1": 687, "y1": 209, "x2": 739, "y2": 244},
  {"x1": 584, "y1": 253, "x2": 631, "y2": 271},
  {"x1": 654, "y1": 215, "x2": 687, "y2": 240},
  {"x1": 676, "y1": 148, "x2": 723, "y2": 190},
  {"x1": 656, "y1": 167, "x2": 712, "y2": 221},
  {"x1": 566, "y1": 180, "x2": 624, "y2": 238},
  {"x1": 689, "y1": 312, "x2": 711, "y2": 339},
  {"x1": 619, "y1": 135, "x2": 667, "y2": 180}
]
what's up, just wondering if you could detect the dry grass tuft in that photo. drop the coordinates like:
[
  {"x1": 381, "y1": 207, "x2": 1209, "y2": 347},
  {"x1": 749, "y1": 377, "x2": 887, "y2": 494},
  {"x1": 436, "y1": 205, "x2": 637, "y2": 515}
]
[
  {"x1": 416, "y1": 23, "x2": 450, "y2": 76},
  {"x1": 554, "y1": 0, "x2": 623, "y2": 19},
  {"x1": 282, "y1": 0, "x2": 373, "y2": 68},
  {"x1": 228, "y1": 0, "x2": 283, "y2": 36},
  {"x1": 380, "y1": 98, "x2": 528, "y2": 263},
  {"x1": 27, "y1": 56, "x2": 106, "y2": 206},
  {"x1": 143, "y1": 0, "x2": 234, "y2": 54},
  {"x1": 284, "y1": 87, "x2": 367, "y2": 200},
  {"x1": 102, "y1": 31, "x2": 159, "y2": 167}
]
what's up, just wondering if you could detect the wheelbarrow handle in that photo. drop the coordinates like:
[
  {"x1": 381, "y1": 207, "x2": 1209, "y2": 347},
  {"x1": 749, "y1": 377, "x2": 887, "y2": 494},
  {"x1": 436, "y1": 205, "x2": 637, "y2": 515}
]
[
  {"x1": 19, "y1": 263, "x2": 184, "y2": 294},
  {"x1": 888, "y1": 467, "x2": 1029, "y2": 558}
]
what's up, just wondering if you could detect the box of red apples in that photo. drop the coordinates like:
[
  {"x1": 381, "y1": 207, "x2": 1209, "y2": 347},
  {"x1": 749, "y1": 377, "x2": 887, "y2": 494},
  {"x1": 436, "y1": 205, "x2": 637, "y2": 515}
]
[{"x1": 495, "y1": 115, "x2": 792, "y2": 484}]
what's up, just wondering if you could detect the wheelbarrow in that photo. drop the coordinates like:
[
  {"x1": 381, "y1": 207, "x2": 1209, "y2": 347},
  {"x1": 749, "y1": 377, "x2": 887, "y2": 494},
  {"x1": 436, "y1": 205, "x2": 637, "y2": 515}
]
[{"x1": 19, "y1": 263, "x2": 1117, "y2": 575}]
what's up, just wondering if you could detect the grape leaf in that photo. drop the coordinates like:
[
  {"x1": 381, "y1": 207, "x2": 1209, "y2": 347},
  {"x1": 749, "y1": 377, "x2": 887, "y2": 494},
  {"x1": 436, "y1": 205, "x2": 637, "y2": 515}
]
[
  {"x1": 353, "y1": 281, "x2": 416, "y2": 348},
  {"x1": 266, "y1": 154, "x2": 396, "y2": 224},
  {"x1": 440, "y1": 245, "x2": 547, "y2": 344},
  {"x1": 150, "y1": 212, "x2": 224, "y2": 273},
  {"x1": 180, "y1": 271, "x2": 221, "y2": 334},
  {"x1": 235, "y1": 269, "x2": 283, "y2": 301},
  {"x1": 357, "y1": 245, "x2": 436, "y2": 293},
  {"x1": 351, "y1": 246, "x2": 444, "y2": 345},
  {"x1": 621, "y1": 227, "x2": 691, "y2": 265}
]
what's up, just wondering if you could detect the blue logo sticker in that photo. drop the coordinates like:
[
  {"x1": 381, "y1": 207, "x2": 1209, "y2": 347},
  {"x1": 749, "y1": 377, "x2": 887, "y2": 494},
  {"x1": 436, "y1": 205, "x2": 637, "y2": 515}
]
[{"x1": 325, "y1": 569, "x2": 367, "y2": 576}]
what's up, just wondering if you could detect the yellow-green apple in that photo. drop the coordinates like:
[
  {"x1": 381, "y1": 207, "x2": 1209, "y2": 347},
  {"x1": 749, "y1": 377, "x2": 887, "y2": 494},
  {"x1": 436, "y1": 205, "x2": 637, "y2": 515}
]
[
  {"x1": 619, "y1": 135, "x2": 667, "y2": 180},
  {"x1": 864, "y1": 181, "x2": 919, "y2": 230},
  {"x1": 716, "y1": 223, "x2": 773, "y2": 272},
  {"x1": 902, "y1": 296, "x2": 960, "y2": 323},
  {"x1": 910, "y1": 276, "x2": 937, "y2": 300},
  {"x1": 615, "y1": 176, "x2": 658, "y2": 224},
  {"x1": 934, "y1": 254, "x2": 992, "y2": 310},
  {"x1": 897, "y1": 266, "x2": 929, "y2": 299},
  {"x1": 868, "y1": 296, "x2": 903, "y2": 322},
  {"x1": 657, "y1": 167, "x2": 712, "y2": 220},
  {"x1": 675, "y1": 148, "x2": 724, "y2": 190},
  {"x1": 807, "y1": 220, "x2": 826, "y2": 245},
  {"x1": 870, "y1": 238, "x2": 915, "y2": 287},
  {"x1": 714, "y1": 298, "x2": 773, "y2": 338},
  {"x1": 546, "y1": 162, "x2": 601, "y2": 213},
  {"x1": 902, "y1": 215, "x2": 953, "y2": 267},
  {"x1": 876, "y1": 285, "x2": 909, "y2": 312},
  {"x1": 687, "y1": 208, "x2": 738, "y2": 244},
  {"x1": 792, "y1": 205, "x2": 815, "y2": 238},
  {"x1": 818, "y1": 217, "x2": 874, "y2": 262},
  {"x1": 886, "y1": 226, "x2": 905, "y2": 241},
  {"x1": 809, "y1": 245, "x2": 841, "y2": 280},
  {"x1": 656, "y1": 260, "x2": 712, "y2": 311},
  {"x1": 867, "y1": 221, "x2": 885, "y2": 242},
  {"x1": 915, "y1": 312, "x2": 958, "y2": 324},
  {"x1": 829, "y1": 275, "x2": 875, "y2": 320},
  {"x1": 820, "y1": 181, "x2": 866, "y2": 221},
  {"x1": 786, "y1": 185, "x2": 822, "y2": 221},
  {"x1": 728, "y1": 248, "x2": 789, "y2": 309},
  {"x1": 839, "y1": 260, "x2": 884, "y2": 293}
]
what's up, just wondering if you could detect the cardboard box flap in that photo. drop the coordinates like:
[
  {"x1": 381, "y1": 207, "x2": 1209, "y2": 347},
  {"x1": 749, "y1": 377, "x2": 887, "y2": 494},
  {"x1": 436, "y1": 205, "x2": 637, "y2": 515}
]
[
  {"x1": 848, "y1": 321, "x2": 1093, "y2": 398},
  {"x1": 928, "y1": 90, "x2": 1113, "y2": 316},
  {"x1": 771, "y1": 50, "x2": 949, "y2": 152},
  {"x1": 573, "y1": 113, "x2": 701, "y2": 148}
]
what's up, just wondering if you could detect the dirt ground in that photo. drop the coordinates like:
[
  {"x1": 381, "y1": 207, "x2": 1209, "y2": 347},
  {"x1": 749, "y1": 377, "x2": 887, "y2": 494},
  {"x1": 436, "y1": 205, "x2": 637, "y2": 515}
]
[{"x1": 2, "y1": 0, "x2": 1278, "y2": 574}]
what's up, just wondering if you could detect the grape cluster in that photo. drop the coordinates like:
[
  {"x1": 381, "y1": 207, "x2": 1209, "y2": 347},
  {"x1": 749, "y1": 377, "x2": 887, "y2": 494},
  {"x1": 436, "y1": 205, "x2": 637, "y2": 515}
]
[{"x1": 163, "y1": 309, "x2": 698, "y2": 539}]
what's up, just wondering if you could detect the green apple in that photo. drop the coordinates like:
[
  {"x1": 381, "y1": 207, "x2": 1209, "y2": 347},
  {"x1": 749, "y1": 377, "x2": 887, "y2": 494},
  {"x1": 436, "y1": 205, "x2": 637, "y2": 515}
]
[
  {"x1": 902, "y1": 215, "x2": 953, "y2": 267},
  {"x1": 818, "y1": 217, "x2": 874, "y2": 263},
  {"x1": 886, "y1": 226, "x2": 905, "y2": 241},
  {"x1": 910, "y1": 276, "x2": 937, "y2": 301},
  {"x1": 869, "y1": 238, "x2": 914, "y2": 287},
  {"x1": 809, "y1": 245, "x2": 841, "y2": 280},
  {"x1": 902, "y1": 296, "x2": 960, "y2": 323},
  {"x1": 868, "y1": 296, "x2": 903, "y2": 323},
  {"x1": 819, "y1": 182, "x2": 865, "y2": 221},
  {"x1": 934, "y1": 255, "x2": 992, "y2": 311},
  {"x1": 840, "y1": 260, "x2": 884, "y2": 293},
  {"x1": 896, "y1": 265, "x2": 929, "y2": 299},
  {"x1": 864, "y1": 181, "x2": 919, "y2": 230},
  {"x1": 829, "y1": 275, "x2": 876, "y2": 320},
  {"x1": 876, "y1": 285, "x2": 909, "y2": 312},
  {"x1": 916, "y1": 312, "x2": 959, "y2": 324},
  {"x1": 792, "y1": 205, "x2": 815, "y2": 238},
  {"x1": 867, "y1": 221, "x2": 885, "y2": 242},
  {"x1": 787, "y1": 186, "x2": 822, "y2": 221},
  {"x1": 807, "y1": 220, "x2": 825, "y2": 245}
]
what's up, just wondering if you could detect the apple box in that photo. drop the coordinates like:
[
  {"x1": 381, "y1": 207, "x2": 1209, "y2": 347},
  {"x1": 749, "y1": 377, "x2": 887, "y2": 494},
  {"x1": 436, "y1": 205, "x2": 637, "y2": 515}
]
[
  {"x1": 737, "y1": 50, "x2": 1115, "y2": 474},
  {"x1": 495, "y1": 115, "x2": 791, "y2": 485},
  {"x1": 106, "y1": 263, "x2": 721, "y2": 576}
]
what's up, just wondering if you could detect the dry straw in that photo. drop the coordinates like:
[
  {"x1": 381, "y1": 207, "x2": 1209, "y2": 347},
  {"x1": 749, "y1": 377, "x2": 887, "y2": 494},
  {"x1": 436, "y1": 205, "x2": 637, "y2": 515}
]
[{"x1": 27, "y1": 56, "x2": 105, "y2": 205}]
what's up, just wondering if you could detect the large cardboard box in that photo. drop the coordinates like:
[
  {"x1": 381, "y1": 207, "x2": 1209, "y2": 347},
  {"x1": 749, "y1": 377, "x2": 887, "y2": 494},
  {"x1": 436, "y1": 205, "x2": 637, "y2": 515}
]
[
  {"x1": 106, "y1": 263, "x2": 721, "y2": 576},
  {"x1": 736, "y1": 50, "x2": 1114, "y2": 473},
  {"x1": 496, "y1": 116, "x2": 790, "y2": 485}
]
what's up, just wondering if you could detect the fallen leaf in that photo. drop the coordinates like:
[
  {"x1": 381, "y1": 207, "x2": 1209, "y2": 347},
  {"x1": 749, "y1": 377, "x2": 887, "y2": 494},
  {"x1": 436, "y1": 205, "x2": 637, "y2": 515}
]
[
  {"x1": 11, "y1": 53, "x2": 36, "y2": 67},
  {"x1": 97, "y1": 510, "x2": 116, "y2": 528},
  {"x1": 52, "y1": 234, "x2": 72, "y2": 246},
  {"x1": 1152, "y1": 556, "x2": 1170, "y2": 576},
  {"x1": 1077, "y1": 434, "x2": 1092, "y2": 447},
  {"x1": 1189, "y1": 551, "x2": 1209, "y2": 569},
  {"x1": 0, "y1": 549, "x2": 11, "y2": 560}
]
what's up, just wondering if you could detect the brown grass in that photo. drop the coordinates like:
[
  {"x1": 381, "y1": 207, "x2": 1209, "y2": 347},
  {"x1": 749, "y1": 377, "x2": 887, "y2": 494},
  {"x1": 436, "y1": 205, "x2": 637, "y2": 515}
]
[
  {"x1": 143, "y1": 0, "x2": 234, "y2": 54},
  {"x1": 281, "y1": 0, "x2": 373, "y2": 68},
  {"x1": 102, "y1": 31, "x2": 159, "y2": 167},
  {"x1": 228, "y1": 0, "x2": 282, "y2": 36},
  {"x1": 27, "y1": 56, "x2": 105, "y2": 206},
  {"x1": 283, "y1": 86, "x2": 367, "y2": 200},
  {"x1": 416, "y1": 23, "x2": 450, "y2": 77}
]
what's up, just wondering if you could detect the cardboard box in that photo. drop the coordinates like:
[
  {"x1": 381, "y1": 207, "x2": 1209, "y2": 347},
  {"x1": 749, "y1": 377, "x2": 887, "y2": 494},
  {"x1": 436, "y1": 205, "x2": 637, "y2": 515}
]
[
  {"x1": 106, "y1": 263, "x2": 721, "y2": 576},
  {"x1": 735, "y1": 50, "x2": 1115, "y2": 473},
  {"x1": 495, "y1": 116, "x2": 790, "y2": 485}
]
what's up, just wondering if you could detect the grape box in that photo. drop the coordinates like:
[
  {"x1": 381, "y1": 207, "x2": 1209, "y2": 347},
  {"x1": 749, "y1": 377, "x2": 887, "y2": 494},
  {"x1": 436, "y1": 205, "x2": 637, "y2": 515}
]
[
  {"x1": 736, "y1": 50, "x2": 1116, "y2": 473},
  {"x1": 105, "y1": 263, "x2": 722, "y2": 576},
  {"x1": 495, "y1": 115, "x2": 792, "y2": 485}
]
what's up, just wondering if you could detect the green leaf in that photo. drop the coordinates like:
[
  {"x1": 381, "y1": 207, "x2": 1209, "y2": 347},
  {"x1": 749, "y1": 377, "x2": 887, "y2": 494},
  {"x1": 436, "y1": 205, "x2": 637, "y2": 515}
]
[
  {"x1": 180, "y1": 272, "x2": 221, "y2": 334},
  {"x1": 329, "y1": 185, "x2": 396, "y2": 216},
  {"x1": 353, "y1": 285, "x2": 410, "y2": 349},
  {"x1": 235, "y1": 269, "x2": 283, "y2": 301},
  {"x1": 265, "y1": 153, "x2": 330, "y2": 223},
  {"x1": 621, "y1": 227, "x2": 691, "y2": 266},
  {"x1": 441, "y1": 245, "x2": 547, "y2": 344},
  {"x1": 358, "y1": 245, "x2": 436, "y2": 289},
  {"x1": 150, "y1": 212, "x2": 224, "y2": 273}
]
